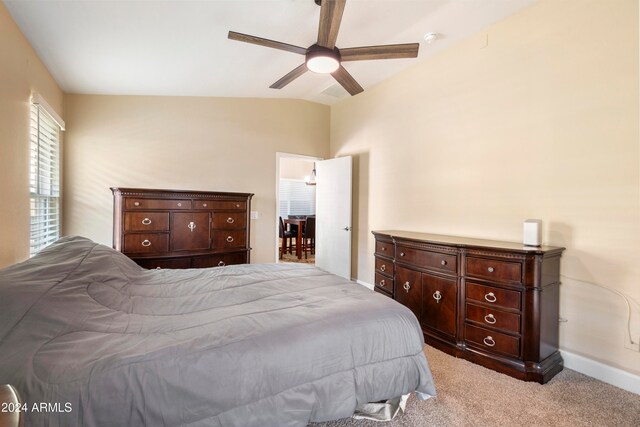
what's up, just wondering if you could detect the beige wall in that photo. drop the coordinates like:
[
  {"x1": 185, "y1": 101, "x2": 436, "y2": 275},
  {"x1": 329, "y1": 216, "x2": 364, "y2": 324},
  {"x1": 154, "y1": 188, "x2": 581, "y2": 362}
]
[
  {"x1": 279, "y1": 157, "x2": 316, "y2": 180},
  {"x1": 62, "y1": 95, "x2": 329, "y2": 263},
  {"x1": 0, "y1": 2, "x2": 64, "y2": 268},
  {"x1": 331, "y1": 0, "x2": 640, "y2": 375}
]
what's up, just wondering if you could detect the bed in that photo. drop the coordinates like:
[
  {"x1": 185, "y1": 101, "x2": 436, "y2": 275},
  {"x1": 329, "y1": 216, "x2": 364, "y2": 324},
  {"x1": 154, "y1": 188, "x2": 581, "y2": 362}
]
[{"x1": 0, "y1": 236, "x2": 435, "y2": 426}]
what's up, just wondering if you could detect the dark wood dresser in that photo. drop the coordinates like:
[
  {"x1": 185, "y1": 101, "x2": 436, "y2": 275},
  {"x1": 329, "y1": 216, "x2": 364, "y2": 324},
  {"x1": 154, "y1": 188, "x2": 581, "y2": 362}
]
[
  {"x1": 112, "y1": 188, "x2": 253, "y2": 269},
  {"x1": 372, "y1": 230, "x2": 565, "y2": 383}
]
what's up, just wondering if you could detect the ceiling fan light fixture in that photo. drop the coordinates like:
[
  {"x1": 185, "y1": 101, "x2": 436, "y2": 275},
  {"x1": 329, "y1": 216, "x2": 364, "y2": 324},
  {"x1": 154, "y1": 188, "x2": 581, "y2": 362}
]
[
  {"x1": 307, "y1": 55, "x2": 340, "y2": 73},
  {"x1": 305, "y1": 45, "x2": 340, "y2": 74}
]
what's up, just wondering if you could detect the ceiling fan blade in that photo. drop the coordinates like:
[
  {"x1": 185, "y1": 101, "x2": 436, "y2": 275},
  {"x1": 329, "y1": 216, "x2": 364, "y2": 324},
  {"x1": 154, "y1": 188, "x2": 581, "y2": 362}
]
[
  {"x1": 317, "y1": 0, "x2": 346, "y2": 49},
  {"x1": 270, "y1": 64, "x2": 308, "y2": 89},
  {"x1": 331, "y1": 65, "x2": 363, "y2": 96},
  {"x1": 228, "y1": 31, "x2": 306, "y2": 55},
  {"x1": 340, "y1": 43, "x2": 420, "y2": 61}
]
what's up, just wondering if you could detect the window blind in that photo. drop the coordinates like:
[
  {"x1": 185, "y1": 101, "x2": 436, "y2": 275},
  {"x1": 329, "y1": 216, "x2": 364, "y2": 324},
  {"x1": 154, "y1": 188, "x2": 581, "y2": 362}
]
[
  {"x1": 29, "y1": 102, "x2": 61, "y2": 256},
  {"x1": 278, "y1": 179, "x2": 316, "y2": 218}
]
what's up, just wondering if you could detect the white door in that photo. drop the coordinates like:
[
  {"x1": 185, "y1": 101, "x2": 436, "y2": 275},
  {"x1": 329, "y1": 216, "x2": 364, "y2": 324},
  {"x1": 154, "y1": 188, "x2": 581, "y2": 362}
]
[{"x1": 315, "y1": 156, "x2": 352, "y2": 279}]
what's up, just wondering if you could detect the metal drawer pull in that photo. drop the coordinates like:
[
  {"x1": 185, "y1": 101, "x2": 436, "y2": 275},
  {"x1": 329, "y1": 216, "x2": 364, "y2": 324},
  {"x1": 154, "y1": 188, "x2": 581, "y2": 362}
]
[
  {"x1": 379, "y1": 279, "x2": 385, "y2": 287},
  {"x1": 381, "y1": 246, "x2": 386, "y2": 251},
  {"x1": 188, "y1": 221, "x2": 196, "y2": 232},
  {"x1": 488, "y1": 267, "x2": 495, "y2": 273},
  {"x1": 441, "y1": 260, "x2": 447, "y2": 266},
  {"x1": 177, "y1": 202, "x2": 182, "y2": 207},
  {"x1": 236, "y1": 204, "x2": 240, "y2": 208},
  {"x1": 380, "y1": 264, "x2": 386, "y2": 272},
  {"x1": 134, "y1": 201, "x2": 140, "y2": 206},
  {"x1": 483, "y1": 336, "x2": 496, "y2": 347},
  {"x1": 403, "y1": 281, "x2": 411, "y2": 293},
  {"x1": 227, "y1": 217, "x2": 235, "y2": 224},
  {"x1": 226, "y1": 236, "x2": 234, "y2": 243},
  {"x1": 141, "y1": 239, "x2": 151, "y2": 247},
  {"x1": 203, "y1": 203, "x2": 208, "y2": 207},
  {"x1": 484, "y1": 313, "x2": 496, "y2": 324},
  {"x1": 433, "y1": 290, "x2": 442, "y2": 303},
  {"x1": 218, "y1": 261, "x2": 226, "y2": 267},
  {"x1": 484, "y1": 292, "x2": 497, "y2": 303},
  {"x1": 400, "y1": 252, "x2": 405, "y2": 257},
  {"x1": 141, "y1": 218, "x2": 152, "y2": 225}
]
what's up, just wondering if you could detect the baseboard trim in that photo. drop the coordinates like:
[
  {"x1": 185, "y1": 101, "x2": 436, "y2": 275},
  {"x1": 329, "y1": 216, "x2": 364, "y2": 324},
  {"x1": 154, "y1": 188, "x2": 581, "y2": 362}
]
[
  {"x1": 356, "y1": 280, "x2": 374, "y2": 290},
  {"x1": 561, "y1": 350, "x2": 640, "y2": 395}
]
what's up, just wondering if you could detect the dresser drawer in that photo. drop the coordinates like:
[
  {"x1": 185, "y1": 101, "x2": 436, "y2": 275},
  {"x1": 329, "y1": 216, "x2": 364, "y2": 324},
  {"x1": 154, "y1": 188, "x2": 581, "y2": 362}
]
[
  {"x1": 375, "y1": 256, "x2": 393, "y2": 276},
  {"x1": 465, "y1": 323, "x2": 520, "y2": 358},
  {"x1": 466, "y1": 302, "x2": 521, "y2": 334},
  {"x1": 191, "y1": 252, "x2": 247, "y2": 268},
  {"x1": 124, "y1": 212, "x2": 169, "y2": 231},
  {"x1": 123, "y1": 233, "x2": 169, "y2": 253},
  {"x1": 195, "y1": 200, "x2": 246, "y2": 210},
  {"x1": 125, "y1": 198, "x2": 192, "y2": 210},
  {"x1": 135, "y1": 257, "x2": 191, "y2": 269},
  {"x1": 396, "y1": 245, "x2": 457, "y2": 274},
  {"x1": 375, "y1": 240, "x2": 393, "y2": 257},
  {"x1": 466, "y1": 282, "x2": 521, "y2": 311},
  {"x1": 212, "y1": 230, "x2": 246, "y2": 249},
  {"x1": 374, "y1": 272, "x2": 394, "y2": 295},
  {"x1": 466, "y1": 256, "x2": 522, "y2": 284},
  {"x1": 212, "y1": 212, "x2": 246, "y2": 229}
]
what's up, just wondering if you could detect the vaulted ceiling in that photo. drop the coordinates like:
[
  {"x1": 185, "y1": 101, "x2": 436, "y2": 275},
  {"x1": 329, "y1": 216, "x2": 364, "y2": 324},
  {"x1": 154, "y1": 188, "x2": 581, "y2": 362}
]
[{"x1": 5, "y1": 0, "x2": 537, "y2": 105}]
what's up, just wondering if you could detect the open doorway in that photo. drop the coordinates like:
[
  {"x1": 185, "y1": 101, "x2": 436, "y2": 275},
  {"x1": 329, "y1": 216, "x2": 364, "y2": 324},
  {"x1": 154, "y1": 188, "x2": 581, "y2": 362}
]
[{"x1": 275, "y1": 153, "x2": 320, "y2": 265}]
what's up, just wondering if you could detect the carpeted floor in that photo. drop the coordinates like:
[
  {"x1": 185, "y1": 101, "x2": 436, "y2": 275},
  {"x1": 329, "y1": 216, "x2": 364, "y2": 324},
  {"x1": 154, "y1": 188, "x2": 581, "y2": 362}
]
[
  {"x1": 310, "y1": 345, "x2": 640, "y2": 427},
  {"x1": 280, "y1": 252, "x2": 315, "y2": 264}
]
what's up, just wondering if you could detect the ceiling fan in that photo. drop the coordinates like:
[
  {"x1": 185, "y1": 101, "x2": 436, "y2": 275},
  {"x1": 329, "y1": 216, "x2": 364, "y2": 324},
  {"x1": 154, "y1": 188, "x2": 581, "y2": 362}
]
[{"x1": 228, "y1": 0, "x2": 420, "y2": 96}]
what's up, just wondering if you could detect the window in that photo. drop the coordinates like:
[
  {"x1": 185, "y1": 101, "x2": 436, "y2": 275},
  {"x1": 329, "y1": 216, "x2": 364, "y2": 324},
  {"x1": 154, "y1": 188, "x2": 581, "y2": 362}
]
[
  {"x1": 29, "y1": 95, "x2": 64, "y2": 256},
  {"x1": 278, "y1": 179, "x2": 316, "y2": 218}
]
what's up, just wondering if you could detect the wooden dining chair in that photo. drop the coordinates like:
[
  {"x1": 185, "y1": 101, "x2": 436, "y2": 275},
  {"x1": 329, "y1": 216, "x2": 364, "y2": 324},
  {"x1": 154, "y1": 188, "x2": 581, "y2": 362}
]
[
  {"x1": 279, "y1": 216, "x2": 295, "y2": 259},
  {"x1": 301, "y1": 216, "x2": 315, "y2": 259}
]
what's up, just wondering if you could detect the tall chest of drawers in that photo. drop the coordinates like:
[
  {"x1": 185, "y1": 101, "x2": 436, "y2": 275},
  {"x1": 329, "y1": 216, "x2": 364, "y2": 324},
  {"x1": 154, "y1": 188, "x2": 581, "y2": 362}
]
[
  {"x1": 372, "y1": 230, "x2": 565, "y2": 384},
  {"x1": 112, "y1": 188, "x2": 253, "y2": 269}
]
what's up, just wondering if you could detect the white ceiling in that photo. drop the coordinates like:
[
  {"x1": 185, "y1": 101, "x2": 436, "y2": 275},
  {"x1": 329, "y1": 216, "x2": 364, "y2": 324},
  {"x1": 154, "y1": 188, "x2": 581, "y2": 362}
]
[{"x1": 5, "y1": 0, "x2": 537, "y2": 105}]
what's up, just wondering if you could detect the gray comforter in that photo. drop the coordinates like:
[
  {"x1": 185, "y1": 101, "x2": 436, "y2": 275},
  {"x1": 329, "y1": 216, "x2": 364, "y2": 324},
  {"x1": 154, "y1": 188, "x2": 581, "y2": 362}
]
[{"x1": 0, "y1": 236, "x2": 435, "y2": 426}]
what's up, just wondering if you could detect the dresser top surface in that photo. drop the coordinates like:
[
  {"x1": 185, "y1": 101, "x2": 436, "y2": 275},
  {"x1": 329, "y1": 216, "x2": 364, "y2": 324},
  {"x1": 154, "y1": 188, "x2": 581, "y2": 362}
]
[
  {"x1": 111, "y1": 187, "x2": 253, "y2": 199},
  {"x1": 372, "y1": 230, "x2": 565, "y2": 254}
]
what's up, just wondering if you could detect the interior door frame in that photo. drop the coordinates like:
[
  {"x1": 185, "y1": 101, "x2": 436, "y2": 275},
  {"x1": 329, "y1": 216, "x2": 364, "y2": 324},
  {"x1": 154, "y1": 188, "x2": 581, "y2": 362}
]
[{"x1": 274, "y1": 152, "x2": 322, "y2": 262}]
